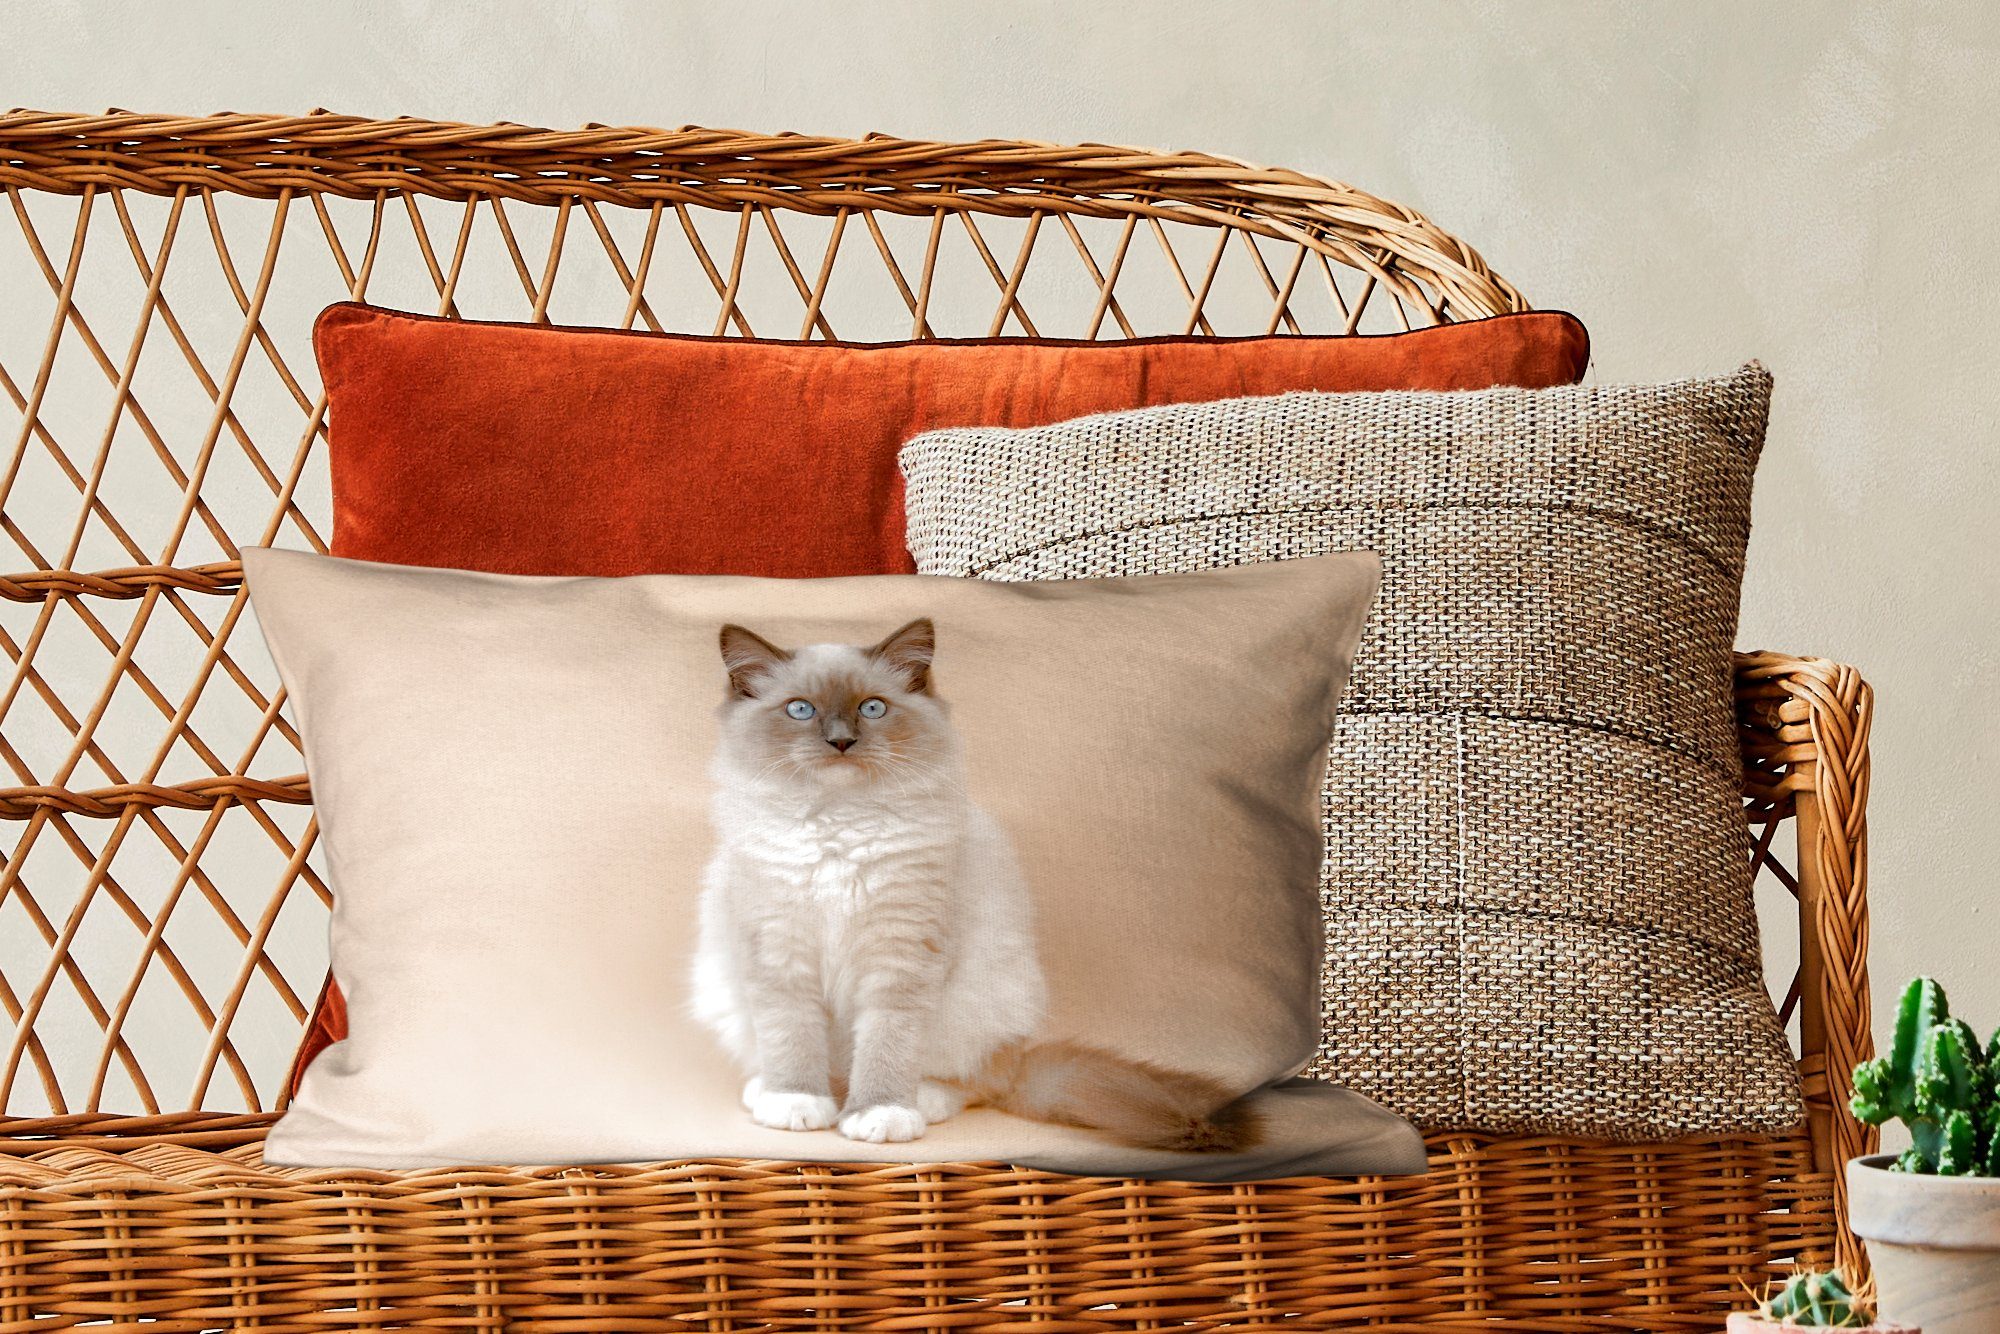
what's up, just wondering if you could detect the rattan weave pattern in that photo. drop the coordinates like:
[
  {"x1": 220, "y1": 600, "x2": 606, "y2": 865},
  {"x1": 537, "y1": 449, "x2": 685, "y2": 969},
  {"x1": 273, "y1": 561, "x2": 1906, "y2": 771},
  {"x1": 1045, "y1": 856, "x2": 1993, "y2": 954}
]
[
  {"x1": 0, "y1": 111, "x2": 1523, "y2": 327},
  {"x1": 0, "y1": 1119, "x2": 1832, "y2": 1334},
  {"x1": 0, "y1": 110, "x2": 1874, "y2": 1327}
]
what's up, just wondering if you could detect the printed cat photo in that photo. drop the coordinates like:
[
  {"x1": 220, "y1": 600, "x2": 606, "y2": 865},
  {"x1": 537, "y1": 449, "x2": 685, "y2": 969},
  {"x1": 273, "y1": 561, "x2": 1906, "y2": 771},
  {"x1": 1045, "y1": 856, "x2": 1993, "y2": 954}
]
[{"x1": 691, "y1": 617, "x2": 1259, "y2": 1150}]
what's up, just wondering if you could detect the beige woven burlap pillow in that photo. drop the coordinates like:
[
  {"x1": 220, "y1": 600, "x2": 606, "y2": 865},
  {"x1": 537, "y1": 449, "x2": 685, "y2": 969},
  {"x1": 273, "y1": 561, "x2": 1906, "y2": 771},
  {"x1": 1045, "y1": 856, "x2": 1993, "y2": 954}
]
[{"x1": 899, "y1": 364, "x2": 1802, "y2": 1138}]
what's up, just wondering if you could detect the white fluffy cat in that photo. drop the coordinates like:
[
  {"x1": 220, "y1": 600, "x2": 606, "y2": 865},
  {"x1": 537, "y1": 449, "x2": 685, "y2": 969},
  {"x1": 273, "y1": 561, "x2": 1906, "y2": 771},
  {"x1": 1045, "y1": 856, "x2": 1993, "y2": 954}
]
[{"x1": 690, "y1": 618, "x2": 1257, "y2": 1150}]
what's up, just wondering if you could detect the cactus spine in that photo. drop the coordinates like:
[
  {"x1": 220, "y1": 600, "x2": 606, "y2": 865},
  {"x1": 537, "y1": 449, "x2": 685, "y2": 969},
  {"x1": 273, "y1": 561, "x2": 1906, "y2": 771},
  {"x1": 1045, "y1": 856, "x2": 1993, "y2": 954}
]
[
  {"x1": 1760, "y1": 1269, "x2": 1871, "y2": 1326},
  {"x1": 1851, "y1": 975, "x2": 2000, "y2": 1175}
]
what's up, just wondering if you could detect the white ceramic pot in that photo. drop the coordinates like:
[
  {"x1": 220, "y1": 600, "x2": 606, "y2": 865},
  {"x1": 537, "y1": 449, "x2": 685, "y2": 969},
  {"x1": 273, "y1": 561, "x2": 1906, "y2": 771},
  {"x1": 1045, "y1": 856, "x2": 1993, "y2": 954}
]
[{"x1": 1850, "y1": 1153, "x2": 2000, "y2": 1334}]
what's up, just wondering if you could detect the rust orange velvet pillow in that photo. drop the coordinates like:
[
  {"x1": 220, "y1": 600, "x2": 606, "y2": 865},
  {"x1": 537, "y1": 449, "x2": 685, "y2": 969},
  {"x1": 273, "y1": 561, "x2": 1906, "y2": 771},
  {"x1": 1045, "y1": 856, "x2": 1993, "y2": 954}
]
[
  {"x1": 286, "y1": 302, "x2": 1591, "y2": 1097},
  {"x1": 315, "y1": 303, "x2": 1589, "y2": 579}
]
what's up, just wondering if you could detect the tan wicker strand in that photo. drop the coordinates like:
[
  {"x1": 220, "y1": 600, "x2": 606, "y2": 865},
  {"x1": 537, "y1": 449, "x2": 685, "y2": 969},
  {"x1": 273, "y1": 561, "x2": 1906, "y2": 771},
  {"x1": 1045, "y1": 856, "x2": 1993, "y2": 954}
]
[
  {"x1": 0, "y1": 774, "x2": 308, "y2": 820},
  {"x1": 0, "y1": 563, "x2": 242, "y2": 599},
  {"x1": 0, "y1": 110, "x2": 1872, "y2": 1329}
]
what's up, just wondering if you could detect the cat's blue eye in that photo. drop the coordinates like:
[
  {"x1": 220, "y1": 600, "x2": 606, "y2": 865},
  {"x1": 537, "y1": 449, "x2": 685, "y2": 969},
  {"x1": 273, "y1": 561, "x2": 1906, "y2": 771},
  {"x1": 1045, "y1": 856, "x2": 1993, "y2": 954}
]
[
  {"x1": 859, "y1": 697, "x2": 888, "y2": 719},
  {"x1": 784, "y1": 699, "x2": 816, "y2": 720}
]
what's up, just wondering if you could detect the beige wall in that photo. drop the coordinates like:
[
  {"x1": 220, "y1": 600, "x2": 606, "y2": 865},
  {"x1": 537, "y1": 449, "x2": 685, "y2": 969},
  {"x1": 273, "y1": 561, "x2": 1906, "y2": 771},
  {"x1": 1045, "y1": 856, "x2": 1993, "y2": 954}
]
[{"x1": 6, "y1": 0, "x2": 1996, "y2": 1069}]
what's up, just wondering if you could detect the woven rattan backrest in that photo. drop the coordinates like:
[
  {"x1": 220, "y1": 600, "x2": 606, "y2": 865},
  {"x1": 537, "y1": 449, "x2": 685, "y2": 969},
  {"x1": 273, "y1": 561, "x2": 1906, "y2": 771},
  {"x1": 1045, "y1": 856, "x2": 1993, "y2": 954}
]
[{"x1": 0, "y1": 110, "x2": 1583, "y2": 1118}]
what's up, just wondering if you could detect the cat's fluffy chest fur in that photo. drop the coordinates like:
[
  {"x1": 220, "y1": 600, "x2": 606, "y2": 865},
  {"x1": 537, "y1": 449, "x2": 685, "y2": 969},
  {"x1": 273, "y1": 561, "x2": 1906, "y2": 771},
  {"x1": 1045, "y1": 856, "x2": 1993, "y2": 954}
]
[
  {"x1": 696, "y1": 781, "x2": 1042, "y2": 1088},
  {"x1": 720, "y1": 787, "x2": 951, "y2": 891}
]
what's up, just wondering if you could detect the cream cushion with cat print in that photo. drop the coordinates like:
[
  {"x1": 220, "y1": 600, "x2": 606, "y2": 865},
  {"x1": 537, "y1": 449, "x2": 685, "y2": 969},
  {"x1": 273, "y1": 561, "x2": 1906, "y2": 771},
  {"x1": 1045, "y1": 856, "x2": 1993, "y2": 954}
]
[{"x1": 247, "y1": 545, "x2": 1422, "y2": 1177}]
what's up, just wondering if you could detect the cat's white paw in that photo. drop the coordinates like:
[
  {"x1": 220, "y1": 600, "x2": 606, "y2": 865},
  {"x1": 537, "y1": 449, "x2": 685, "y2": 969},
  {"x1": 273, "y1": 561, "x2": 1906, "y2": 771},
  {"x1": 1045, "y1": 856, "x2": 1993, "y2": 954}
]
[
  {"x1": 916, "y1": 1080, "x2": 966, "y2": 1123},
  {"x1": 839, "y1": 1103, "x2": 927, "y2": 1143},
  {"x1": 748, "y1": 1087, "x2": 838, "y2": 1132}
]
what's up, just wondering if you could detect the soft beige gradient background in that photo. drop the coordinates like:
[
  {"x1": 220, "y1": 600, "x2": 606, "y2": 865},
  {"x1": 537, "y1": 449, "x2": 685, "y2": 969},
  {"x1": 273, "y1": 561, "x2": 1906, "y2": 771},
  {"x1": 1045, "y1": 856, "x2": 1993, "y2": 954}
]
[{"x1": 5, "y1": 1, "x2": 1995, "y2": 1074}]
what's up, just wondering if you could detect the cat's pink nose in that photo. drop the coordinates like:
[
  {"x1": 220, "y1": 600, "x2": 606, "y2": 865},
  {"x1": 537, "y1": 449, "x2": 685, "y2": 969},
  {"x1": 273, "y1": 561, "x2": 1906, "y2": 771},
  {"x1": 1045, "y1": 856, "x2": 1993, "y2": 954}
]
[{"x1": 828, "y1": 738, "x2": 855, "y2": 753}]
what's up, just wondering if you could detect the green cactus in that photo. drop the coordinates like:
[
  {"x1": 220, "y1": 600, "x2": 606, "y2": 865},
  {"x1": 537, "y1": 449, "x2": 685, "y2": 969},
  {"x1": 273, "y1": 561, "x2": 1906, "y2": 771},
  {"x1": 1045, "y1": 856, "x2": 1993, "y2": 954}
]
[
  {"x1": 1760, "y1": 1268, "x2": 1872, "y2": 1326},
  {"x1": 1760, "y1": 1269, "x2": 1872, "y2": 1326},
  {"x1": 1941, "y1": 1107, "x2": 1981, "y2": 1175},
  {"x1": 1851, "y1": 975, "x2": 2000, "y2": 1176}
]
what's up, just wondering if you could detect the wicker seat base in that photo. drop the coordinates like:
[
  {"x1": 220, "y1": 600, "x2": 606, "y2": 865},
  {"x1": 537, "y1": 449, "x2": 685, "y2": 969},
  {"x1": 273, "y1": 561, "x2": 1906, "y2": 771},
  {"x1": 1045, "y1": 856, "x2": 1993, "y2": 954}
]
[{"x1": 0, "y1": 1118, "x2": 1830, "y2": 1332}]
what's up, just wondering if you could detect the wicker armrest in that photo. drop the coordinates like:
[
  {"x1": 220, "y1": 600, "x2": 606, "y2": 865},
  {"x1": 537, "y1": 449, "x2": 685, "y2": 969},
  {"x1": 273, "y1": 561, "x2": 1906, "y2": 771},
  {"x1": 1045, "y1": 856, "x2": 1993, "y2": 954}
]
[{"x1": 1735, "y1": 650, "x2": 1877, "y2": 1271}]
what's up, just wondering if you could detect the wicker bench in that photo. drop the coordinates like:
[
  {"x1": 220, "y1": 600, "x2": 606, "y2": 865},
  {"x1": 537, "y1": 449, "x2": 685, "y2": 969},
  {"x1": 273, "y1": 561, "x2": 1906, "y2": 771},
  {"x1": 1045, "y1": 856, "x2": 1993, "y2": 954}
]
[{"x1": 0, "y1": 111, "x2": 1874, "y2": 1331}]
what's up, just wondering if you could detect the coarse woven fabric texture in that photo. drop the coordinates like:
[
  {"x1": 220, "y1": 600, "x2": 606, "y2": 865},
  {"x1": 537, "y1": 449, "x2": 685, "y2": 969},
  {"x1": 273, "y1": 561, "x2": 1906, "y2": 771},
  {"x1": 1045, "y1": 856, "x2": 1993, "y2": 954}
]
[
  {"x1": 244, "y1": 547, "x2": 1422, "y2": 1177},
  {"x1": 898, "y1": 363, "x2": 1803, "y2": 1139}
]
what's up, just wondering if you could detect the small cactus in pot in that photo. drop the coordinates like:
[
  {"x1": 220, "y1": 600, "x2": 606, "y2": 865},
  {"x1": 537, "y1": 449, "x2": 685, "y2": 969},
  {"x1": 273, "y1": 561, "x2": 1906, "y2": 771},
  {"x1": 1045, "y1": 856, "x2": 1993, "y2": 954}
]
[
  {"x1": 1850, "y1": 977, "x2": 2000, "y2": 1176},
  {"x1": 1844, "y1": 976, "x2": 2000, "y2": 1334},
  {"x1": 1725, "y1": 1269, "x2": 1915, "y2": 1332}
]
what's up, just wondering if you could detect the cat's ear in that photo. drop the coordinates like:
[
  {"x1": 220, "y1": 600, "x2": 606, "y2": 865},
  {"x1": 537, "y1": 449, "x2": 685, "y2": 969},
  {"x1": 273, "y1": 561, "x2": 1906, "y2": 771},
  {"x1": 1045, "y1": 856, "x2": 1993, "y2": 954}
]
[
  {"x1": 719, "y1": 624, "x2": 791, "y2": 698},
  {"x1": 869, "y1": 618, "x2": 935, "y2": 694}
]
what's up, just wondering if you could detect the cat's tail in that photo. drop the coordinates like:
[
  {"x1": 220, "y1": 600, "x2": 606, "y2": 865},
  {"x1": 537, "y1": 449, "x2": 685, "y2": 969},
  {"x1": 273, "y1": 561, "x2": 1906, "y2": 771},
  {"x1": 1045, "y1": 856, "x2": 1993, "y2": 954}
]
[{"x1": 965, "y1": 1040, "x2": 1262, "y2": 1153}]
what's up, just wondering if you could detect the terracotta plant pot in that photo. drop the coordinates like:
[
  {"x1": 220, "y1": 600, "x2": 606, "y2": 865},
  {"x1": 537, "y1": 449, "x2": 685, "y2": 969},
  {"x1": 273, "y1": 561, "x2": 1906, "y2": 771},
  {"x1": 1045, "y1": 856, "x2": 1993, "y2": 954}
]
[
  {"x1": 1850, "y1": 1153, "x2": 2000, "y2": 1334},
  {"x1": 1725, "y1": 1315, "x2": 1917, "y2": 1333}
]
